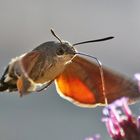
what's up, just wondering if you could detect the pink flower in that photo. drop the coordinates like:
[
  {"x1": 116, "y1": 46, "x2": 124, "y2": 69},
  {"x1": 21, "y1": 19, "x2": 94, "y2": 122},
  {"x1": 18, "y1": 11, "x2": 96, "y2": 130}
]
[
  {"x1": 85, "y1": 134, "x2": 101, "y2": 140},
  {"x1": 102, "y1": 97, "x2": 140, "y2": 140}
]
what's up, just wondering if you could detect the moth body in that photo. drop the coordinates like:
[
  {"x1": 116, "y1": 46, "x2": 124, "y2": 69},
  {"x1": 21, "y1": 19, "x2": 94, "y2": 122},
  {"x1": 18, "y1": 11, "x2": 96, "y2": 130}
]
[{"x1": 0, "y1": 41, "x2": 76, "y2": 96}]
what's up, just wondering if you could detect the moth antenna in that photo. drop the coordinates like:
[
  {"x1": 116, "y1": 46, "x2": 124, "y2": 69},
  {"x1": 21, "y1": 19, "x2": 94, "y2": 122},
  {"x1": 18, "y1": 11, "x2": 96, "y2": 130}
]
[
  {"x1": 50, "y1": 28, "x2": 63, "y2": 44},
  {"x1": 73, "y1": 36, "x2": 114, "y2": 46},
  {"x1": 76, "y1": 52, "x2": 108, "y2": 105}
]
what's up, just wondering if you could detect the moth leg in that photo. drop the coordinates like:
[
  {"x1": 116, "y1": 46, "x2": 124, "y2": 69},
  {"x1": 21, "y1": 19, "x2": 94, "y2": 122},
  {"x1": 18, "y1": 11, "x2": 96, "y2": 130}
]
[{"x1": 36, "y1": 80, "x2": 54, "y2": 92}]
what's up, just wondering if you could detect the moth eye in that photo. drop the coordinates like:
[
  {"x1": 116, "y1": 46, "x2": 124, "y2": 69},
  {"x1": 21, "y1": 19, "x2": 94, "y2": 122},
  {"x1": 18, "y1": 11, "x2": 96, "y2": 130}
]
[{"x1": 56, "y1": 48, "x2": 65, "y2": 55}]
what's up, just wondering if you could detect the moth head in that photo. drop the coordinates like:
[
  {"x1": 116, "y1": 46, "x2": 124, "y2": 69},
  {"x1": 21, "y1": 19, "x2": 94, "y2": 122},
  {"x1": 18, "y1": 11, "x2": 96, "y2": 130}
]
[{"x1": 49, "y1": 29, "x2": 77, "y2": 63}]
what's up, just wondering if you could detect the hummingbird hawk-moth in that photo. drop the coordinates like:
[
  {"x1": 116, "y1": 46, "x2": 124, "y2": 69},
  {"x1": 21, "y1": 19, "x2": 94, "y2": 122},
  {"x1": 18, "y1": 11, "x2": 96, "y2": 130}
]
[{"x1": 0, "y1": 29, "x2": 139, "y2": 108}]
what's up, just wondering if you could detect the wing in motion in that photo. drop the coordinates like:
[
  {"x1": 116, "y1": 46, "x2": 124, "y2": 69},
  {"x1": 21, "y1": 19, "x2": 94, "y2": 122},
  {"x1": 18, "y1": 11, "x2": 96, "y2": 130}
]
[
  {"x1": 0, "y1": 50, "x2": 51, "y2": 96},
  {"x1": 55, "y1": 56, "x2": 140, "y2": 107}
]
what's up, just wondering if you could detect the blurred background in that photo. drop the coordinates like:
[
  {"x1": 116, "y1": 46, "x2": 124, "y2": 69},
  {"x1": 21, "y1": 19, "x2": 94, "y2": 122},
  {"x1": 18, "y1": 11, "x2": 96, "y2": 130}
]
[{"x1": 0, "y1": 0, "x2": 140, "y2": 140}]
